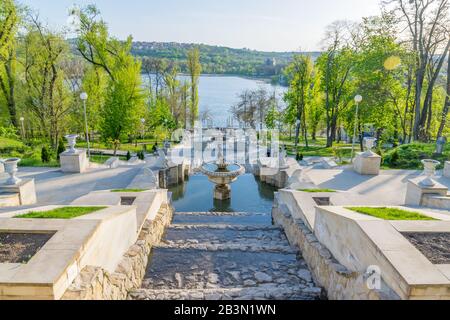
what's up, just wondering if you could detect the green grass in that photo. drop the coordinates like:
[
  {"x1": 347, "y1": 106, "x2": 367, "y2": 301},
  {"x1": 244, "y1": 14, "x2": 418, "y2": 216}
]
[
  {"x1": 19, "y1": 157, "x2": 59, "y2": 168},
  {"x1": 298, "y1": 189, "x2": 337, "y2": 193},
  {"x1": 14, "y1": 207, "x2": 107, "y2": 219},
  {"x1": 89, "y1": 154, "x2": 127, "y2": 164},
  {"x1": 347, "y1": 207, "x2": 436, "y2": 221},
  {"x1": 111, "y1": 189, "x2": 148, "y2": 193}
]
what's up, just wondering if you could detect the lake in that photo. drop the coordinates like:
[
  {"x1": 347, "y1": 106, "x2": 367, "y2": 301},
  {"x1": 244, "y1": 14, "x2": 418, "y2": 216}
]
[{"x1": 144, "y1": 74, "x2": 287, "y2": 127}]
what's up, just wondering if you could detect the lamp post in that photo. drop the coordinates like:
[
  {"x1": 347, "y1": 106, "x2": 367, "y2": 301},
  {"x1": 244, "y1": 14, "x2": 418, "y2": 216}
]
[
  {"x1": 295, "y1": 119, "x2": 301, "y2": 147},
  {"x1": 19, "y1": 117, "x2": 25, "y2": 140},
  {"x1": 351, "y1": 95, "x2": 363, "y2": 162},
  {"x1": 80, "y1": 92, "x2": 90, "y2": 159},
  {"x1": 140, "y1": 118, "x2": 146, "y2": 139}
]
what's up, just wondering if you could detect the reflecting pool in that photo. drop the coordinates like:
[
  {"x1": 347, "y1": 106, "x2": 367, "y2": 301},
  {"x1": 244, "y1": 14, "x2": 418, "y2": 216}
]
[{"x1": 169, "y1": 174, "x2": 276, "y2": 213}]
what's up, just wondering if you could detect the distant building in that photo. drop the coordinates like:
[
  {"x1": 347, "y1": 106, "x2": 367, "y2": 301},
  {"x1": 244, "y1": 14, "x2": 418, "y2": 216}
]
[{"x1": 265, "y1": 58, "x2": 277, "y2": 67}]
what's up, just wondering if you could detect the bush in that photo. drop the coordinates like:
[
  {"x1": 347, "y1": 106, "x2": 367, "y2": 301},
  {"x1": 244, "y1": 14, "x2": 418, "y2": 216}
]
[
  {"x1": 57, "y1": 139, "x2": 66, "y2": 160},
  {"x1": 126, "y1": 151, "x2": 131, "y2": 161},
  {"x1": 383, "y1": 142, "x2": 449, "y2": 169},
  {"x1": 137, "y1": 150, "x2": 145, "y2": 160},
  {"x1": 296, "y1": 152, "x2": 304, "y2": 161},
  {"x1": 41, "y1": 146, "x2": 51, "y2": 163},
  {"x1": 0, "y1": 126, "x2": 19, "y2": 139}
]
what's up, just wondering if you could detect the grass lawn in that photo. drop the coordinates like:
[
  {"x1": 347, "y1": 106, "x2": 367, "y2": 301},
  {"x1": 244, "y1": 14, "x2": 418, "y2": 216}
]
[
  {"x1": 111, "y1": 189, "x2": 148, "y2": 193},
  {"x1": 298, "y1": 189, "x2": 337, "y2": 193},
  {"x1": 89, "y1": 154, "x2": 127, "y2": 164},
  {"x1": 347, "y1": 207, "x2": 436, "y2": 221},
  {"x1": 14, "y1": 207, "x2": 107, "y2": 219}
]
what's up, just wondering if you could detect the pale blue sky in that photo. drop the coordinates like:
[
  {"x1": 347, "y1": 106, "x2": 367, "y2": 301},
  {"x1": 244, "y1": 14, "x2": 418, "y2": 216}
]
[{"x1": 20, "y1": 0, "x2": 382, "y2": 51}]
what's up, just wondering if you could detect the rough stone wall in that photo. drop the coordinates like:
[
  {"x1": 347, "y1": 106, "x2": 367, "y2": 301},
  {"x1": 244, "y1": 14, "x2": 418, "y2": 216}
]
[
  {"x1": 272, "y1": 203, "x2": 399, "y2": 300},
  {"x1": 62, "y1": 203, "x2": 174, "y2": 300}
]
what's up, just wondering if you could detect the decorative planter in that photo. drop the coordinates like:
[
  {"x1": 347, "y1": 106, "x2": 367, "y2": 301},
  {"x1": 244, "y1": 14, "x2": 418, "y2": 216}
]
[
  {"x1": 363, "y1": 137, "x2": 377, "y2": 156},
  {"x1": 420, "y1": 159, "x2": 440, "y2": 187},
  {"x1": 2, "y1": 158, "x2": 21, "y2": 185},
  {"x1": 65, "y1": 134, "x2": 79, "y2": 154}
]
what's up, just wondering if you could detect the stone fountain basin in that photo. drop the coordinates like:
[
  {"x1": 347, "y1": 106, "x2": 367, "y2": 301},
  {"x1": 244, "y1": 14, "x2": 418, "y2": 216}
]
[{"x1": 200, "y1": 163, "x2": 245, "y2": 185}]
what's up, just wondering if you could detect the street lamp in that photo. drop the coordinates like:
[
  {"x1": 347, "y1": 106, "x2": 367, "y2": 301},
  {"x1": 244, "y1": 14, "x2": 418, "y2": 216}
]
[
  {"x1": 295, "y1": 119, "x2": 301, "y2": 147},
  {"x1": 19, "y1": 117, "x2": 25, "y2": 140},
  {"x1": 80, "y1": 92, "x2": 90, "y2": 159},
  {"x1": 351, "y1": 95, "x2": 363, "y2": 162},
  {"x1": 140, "y1": 118, "x2": 146, "y2": 139}
]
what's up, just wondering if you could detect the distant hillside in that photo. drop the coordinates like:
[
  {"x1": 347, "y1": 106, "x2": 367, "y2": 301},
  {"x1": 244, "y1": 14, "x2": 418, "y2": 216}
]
[{"x1": 131, "y1": 41, "x2": 321, "y2": 81}]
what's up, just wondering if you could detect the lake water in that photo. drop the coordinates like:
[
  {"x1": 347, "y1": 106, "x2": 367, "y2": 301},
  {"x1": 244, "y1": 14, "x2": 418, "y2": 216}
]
[{"x1": 144, "y1": 74, "x2": 287, "y2": 127}]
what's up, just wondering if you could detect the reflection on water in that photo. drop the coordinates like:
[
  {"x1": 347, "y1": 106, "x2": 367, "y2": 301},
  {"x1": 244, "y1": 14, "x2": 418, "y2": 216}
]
[{"x1": 170, "y1": 174, "x2": 276, "y2": 213}]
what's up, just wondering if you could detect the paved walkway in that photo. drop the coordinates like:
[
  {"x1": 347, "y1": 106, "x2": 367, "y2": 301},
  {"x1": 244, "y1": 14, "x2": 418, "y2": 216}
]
[{"x1": 129, "y1": 211, "x2": 323, "y2": 300}]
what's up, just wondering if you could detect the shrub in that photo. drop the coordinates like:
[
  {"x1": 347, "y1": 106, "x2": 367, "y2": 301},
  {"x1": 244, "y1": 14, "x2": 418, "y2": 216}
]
[
  {"x1": 296, "y1": 152, "x2": 304, "y2": 161},
  {"x1": 0, "y1": 126, "x2": 19, "y2": 139},
  {"x1": 57, "y1": 139, "x2": 66, "y2": 160},
  {"x1": 137, "y1": 150, "x2": 145, "y2": 160},
  {"x1": 126, "y1": 151, "x2": 131, "y2": 161},
  {"x1": 41, "y1": 146, "x2": 51, "y2": 163}
]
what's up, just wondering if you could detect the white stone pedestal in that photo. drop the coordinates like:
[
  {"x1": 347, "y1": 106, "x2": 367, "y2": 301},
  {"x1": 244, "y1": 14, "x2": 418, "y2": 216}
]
[
  {"x1": 405, "y1": 177, "x2": 448, "y2": 206},
  {"x1": 444, "y1": 161, "x2": 450, "y2": 179},
  {"x1": 353, "y1": 152, "x2": 381, "y2": 175},
  {"x1": 0, "y1": 178, "x2": 37, "y2": 205},
  {"x1": 60, "y1": 150, "x2": 88, "y2": 173},
  {"x1": 0, "y1": 161, "x2": 4, "y2": 173}
]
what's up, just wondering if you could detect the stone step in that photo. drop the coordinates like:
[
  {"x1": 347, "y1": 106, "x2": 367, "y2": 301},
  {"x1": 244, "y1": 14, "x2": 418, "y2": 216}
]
[
  {"x1": 159, "y1": 225, "x2": 294, "y2": 253},
  {"x1": 129, "y1": 285, "x2": 323, "y2": 300},
  {"x1": 142, "y1": 248, "x2": 314, "y2": 291},
  {"x1": 173, "y1": 212, "x2": 272, "y2": 226}
]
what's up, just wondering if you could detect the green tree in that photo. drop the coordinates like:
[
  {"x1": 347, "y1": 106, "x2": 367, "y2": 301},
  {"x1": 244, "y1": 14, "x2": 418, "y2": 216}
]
[
  {"x1": 0, "y1": 0, "x2": 19, "y2": 127},
  {"x1": 284, "y1": 55, "x2": 315, "y2": 147},
  {"x1": 186, "y1": 47, "x2": 201, "y2": 127}
]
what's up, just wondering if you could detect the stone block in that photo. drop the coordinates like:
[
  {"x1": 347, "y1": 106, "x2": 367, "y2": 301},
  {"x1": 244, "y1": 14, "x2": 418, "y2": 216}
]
[
  {"x1": 0, "y1": 178, "x2": 37, "y2": 205},
  {"x1": 60, "y1": 150, "x2": 88, "y2": 173},
  {"x1": 105, "y1": 157, "x2": 120, "y2": 169},
  {"x1": 405, "y1": 177, "x2": 448, "y2": 206},
  {"x1": 353, "y1": 152, "x2": 381, "y2": 175},
  {"x1": 444, "y1": 161, "x2": 450, "y2": 179},
  {"x1": 0, "y1": 161, "x2": 4, "y2": 173}
]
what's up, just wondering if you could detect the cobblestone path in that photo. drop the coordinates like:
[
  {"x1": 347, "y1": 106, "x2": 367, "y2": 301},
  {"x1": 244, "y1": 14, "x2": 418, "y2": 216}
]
[{"x1": 129, "y1": 211, "x2": 323, "y2": 300}]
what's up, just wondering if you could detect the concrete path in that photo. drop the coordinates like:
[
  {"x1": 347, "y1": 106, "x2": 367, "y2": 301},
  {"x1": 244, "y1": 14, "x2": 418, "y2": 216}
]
[
  {"x1": 0, "y1": 165, "x2": 144, "y2": 214},
  {"x1": 129, "y1": 211, "x2": 323, "y2": 300}
]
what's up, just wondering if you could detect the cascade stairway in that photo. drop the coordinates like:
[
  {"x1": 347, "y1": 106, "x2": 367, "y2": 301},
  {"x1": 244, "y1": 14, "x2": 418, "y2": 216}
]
[{"x1": 129, "y1": 211, "x2": 323, "y2": 300}]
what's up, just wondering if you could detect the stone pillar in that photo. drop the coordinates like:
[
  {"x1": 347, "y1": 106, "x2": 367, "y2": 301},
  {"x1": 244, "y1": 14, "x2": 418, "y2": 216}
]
[
  {"x1": 444, "y1": 161, "x2": 450, "y2": 179},
  {"x1": 353, "y1": 152, "x2": 382, "y2": 175},
  {"x1": 405, "y1": 177, "x2": 448, "y2": 206},
  {"x1": 60, "y1": 150, "x2": 88, "y2": 173},
  {"x1": 158, "y1": 169, "x2": 168, "y2": 189},
  {"x1": 0, "y1": 178, "x2": 37, "y2": 206}
]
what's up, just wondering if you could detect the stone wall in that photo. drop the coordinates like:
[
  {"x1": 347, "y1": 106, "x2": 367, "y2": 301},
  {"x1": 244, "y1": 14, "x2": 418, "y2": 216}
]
[
  {"x1": 62, "y1": 203, "x2": 174, "y2": 300},
  {"x1": 272, "y1": 199, "x2": 399, "y2": 300}
]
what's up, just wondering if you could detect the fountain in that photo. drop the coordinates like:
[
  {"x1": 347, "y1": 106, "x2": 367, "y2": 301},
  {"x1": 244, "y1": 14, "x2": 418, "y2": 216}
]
[{"x1": 200, "y1": 144, "x2": 245, "y2": 200}]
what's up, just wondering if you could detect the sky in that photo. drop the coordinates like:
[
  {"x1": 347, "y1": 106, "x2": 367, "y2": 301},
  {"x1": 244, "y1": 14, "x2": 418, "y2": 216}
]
[{"x1": 20, "y1": 0, "x2": 382, "y2": 52}]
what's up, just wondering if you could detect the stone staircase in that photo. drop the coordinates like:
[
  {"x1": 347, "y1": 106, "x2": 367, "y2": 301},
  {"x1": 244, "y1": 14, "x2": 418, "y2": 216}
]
[{"x1": 129, "y1": 211, "x2": 324, "y2": 300}]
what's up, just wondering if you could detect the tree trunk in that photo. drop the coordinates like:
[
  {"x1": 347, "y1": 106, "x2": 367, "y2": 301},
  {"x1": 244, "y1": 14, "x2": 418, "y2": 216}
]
[{"x1": 437, "y1": 51, "x2": 450, "y2": 139}]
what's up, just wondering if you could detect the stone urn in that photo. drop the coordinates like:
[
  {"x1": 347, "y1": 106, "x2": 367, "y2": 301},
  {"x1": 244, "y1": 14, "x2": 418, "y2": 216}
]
[
  {"x1": 65, "y1": 134, "x2": 79, "y2": 154},
  {"x1": 363, "y1": 137, "x2": 377, "y2": 156},
  {"x1": 2, "y1": 158, "x2": 21, "y2": 185},
  {"x1": 420, "y1": 159, "x2": 440, "y2": 187}
]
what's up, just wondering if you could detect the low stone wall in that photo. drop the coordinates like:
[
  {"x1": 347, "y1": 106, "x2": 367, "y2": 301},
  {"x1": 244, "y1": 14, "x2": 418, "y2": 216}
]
[
  {"x1": 62, "y1": 203, "x2": 174, "y2": 300},
  {"x1": 272, "y1": 197, "x2": 399, "y2": 300}
]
